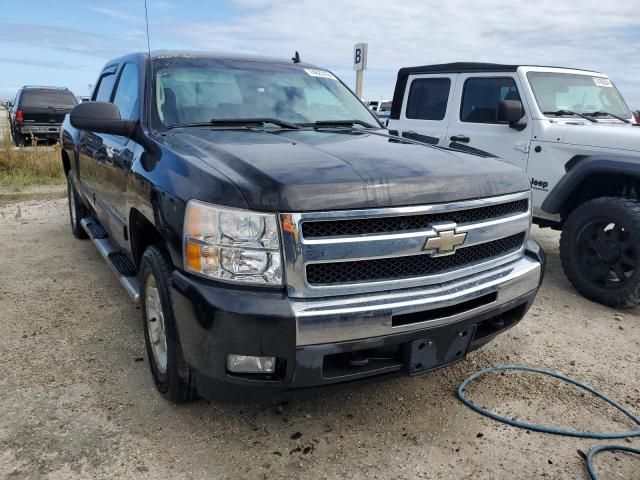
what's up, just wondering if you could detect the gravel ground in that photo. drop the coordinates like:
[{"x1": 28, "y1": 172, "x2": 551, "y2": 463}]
[{"x1": 0, "y1": 198, "x2": 638, "y2": 480}]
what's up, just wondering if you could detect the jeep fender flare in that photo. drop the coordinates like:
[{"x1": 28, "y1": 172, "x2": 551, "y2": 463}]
[{"x1": 541, "y1": 155, "x2": 640, "y2": 214}]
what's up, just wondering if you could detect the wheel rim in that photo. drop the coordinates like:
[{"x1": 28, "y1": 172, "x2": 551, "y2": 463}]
[
  {"x1": 145, "y1": 274, "x2": 168, "y2": 374},
  {"x1": 68, "y1": 180, "x2": 77, "y2": 228},
  {"x1": 577, "y1": 219, "x2": 638, "y2": 288}
]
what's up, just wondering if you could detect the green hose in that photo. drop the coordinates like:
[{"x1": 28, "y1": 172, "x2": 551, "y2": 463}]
[{"x1": 457, "y1": 365, "x2": 640, "y2": 479}]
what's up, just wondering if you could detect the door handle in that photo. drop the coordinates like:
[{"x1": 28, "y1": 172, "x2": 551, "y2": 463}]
[{"x1": 450, "y1": 135, "x2": 470, "y2": 143}]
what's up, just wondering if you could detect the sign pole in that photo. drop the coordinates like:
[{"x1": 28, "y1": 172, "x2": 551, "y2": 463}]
[
  {"x1": 355, "y1": 70, "x2": 364, "y2": 98},
  {"x1": 353, "y1": 42, "x2": 367, "y2": 98}
]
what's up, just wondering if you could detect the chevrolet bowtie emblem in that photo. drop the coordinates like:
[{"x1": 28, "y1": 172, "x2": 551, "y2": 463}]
[{"x1": 424, "y1": 224, "x2": 467, "y2": 256}]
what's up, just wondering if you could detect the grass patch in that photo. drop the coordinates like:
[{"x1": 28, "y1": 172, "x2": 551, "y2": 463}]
[{"x1": 0, "y1": 128, "x2": 65, "y2": 190}]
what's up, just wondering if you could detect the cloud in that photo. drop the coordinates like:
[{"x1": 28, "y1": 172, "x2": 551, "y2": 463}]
[
  {"x1": 86, "y1": 6, "x2": 142, "y2": 23},
  {"x1": 0, "y1": 21, "x2": 144, "y2": 59},
  {"x1": 156, "y1": 0, "x2": 640, "y2": 104},
  {"x1": 0, "y1": 56, "x2": 86, "y2": 70}
]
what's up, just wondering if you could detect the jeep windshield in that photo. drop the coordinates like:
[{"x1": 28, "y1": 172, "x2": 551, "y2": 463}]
[
  {"x1": 152, "y1": 57, "x2": 379, "y2": 129},
  {"x1": 527, "y1": 71, "x2": 632, "y2": 120}
]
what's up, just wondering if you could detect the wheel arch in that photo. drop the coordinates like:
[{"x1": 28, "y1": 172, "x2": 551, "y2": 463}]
[
  {"x1": 129, "y1": 208, "x2": 166, "y2": 270},
  {"x1": 542, "y1": 156, "x2": 640, "y2": 219},
  {"x1": 61, "y1": 149, "x2": 71, "y2": 176}
]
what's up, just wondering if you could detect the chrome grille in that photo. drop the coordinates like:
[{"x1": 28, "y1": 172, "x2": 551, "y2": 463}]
[
  {"x1": 306, "y1": 233, "x2": 525, "y2": 285},
  {"x1": 302, "y1": 199, "x2": 528, "y2": 238},
  {"x1": 280, "y1": 191, "x2": 532, "y2": 298}
]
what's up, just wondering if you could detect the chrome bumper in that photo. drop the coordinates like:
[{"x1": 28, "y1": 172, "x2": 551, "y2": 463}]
[
  {"x1": 20, "y1": 125, "x2": 60, "y2": 134},
  {"x1": 292, "y1": 254, "x2": 541, "y2": 346}
]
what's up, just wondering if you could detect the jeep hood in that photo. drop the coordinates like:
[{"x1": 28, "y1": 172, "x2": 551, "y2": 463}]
[
  {"x1": 163, "y1": 128, "x2": 529, "y2": 211},
  {"x1": 558, "y1": 123, "x2": 640, "y2": 154}
]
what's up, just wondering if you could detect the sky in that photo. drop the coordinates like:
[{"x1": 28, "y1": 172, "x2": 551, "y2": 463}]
[{"x1": 0, "y1": 0, "x2": 639, "y2": 107}]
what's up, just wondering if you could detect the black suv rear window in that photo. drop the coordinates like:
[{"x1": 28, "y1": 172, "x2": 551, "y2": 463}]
[{"x1": 20, "y1": 90, "x2": 77, "y2": 108}]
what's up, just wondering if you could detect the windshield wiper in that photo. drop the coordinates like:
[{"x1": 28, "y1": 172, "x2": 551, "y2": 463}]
[
  {"x1": 167, "y1": 118, "x2": 300, "y2": 130},
  {"x1": 310, "y1": 119, "x2": 378, "y2": 129},
  {"x1": 543, "y1": 110, "x2": 597, "y2": 123},
  {"x1": 209, "y1": 118, "x2": 300, "y2": 129},
  {"x1": 583, "y1": 111, "x2": 630, "y2": 124}
]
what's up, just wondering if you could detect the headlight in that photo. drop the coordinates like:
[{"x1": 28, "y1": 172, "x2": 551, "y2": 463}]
[{"x1": 183, "y1": 200, "x2": 282, "y2": 285}]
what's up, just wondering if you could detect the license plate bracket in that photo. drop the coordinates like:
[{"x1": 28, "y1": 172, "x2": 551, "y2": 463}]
[{"x1": 403, "y1": 326, "x2": 476, "y2": 375}]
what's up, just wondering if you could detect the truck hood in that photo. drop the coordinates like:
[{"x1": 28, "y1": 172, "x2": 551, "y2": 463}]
[
  {"x1": 554, "y1": 122, "x2": 640, "y2": 154},
  {"x1": 163, "y1": 128, "x2": 529, "y2": 211}
]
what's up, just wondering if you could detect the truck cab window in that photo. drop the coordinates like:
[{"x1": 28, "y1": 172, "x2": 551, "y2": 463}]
[
  {"x1": 93, "y1": 72, "x2": 116, "y2": 102},
  {"x1": 461, "y1": 77, "x2": 520, "y2": 124},
  {"x1": 112, "y1": 64, "x2": 139, "y2": 120},
  {"x1": 405, "y1": 78, "x2": 451, "y2": 120}
]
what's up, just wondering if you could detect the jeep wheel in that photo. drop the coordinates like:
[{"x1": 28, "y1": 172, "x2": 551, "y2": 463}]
[
  {"x1": 560, "y1": 197, "x2": 640, "y2": 308},
  {"x1": 67, "y1": 171, "x2": 88, "y2": 239},
  {"x1": 140, "y1": 245, "x2": 198, "y2": 403}
]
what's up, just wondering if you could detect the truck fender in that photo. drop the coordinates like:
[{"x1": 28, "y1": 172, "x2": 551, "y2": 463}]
[{"x1": 541, "y1": 155, "x2": 640, "y2": 214}]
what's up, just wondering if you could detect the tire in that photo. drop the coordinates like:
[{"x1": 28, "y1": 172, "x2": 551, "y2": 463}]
[
  {"x1": 13, "y1": 129, "x2": 26, "y2": 147},
  {"x1": 140, "y1": 245, "x2": 198, "y2": 403},
  {"x1": 560, "y1": 197, "x2": 640, "y2": 308},
  {"x1": 67, "y1": 171, "x2": 88, "y2": 239}
]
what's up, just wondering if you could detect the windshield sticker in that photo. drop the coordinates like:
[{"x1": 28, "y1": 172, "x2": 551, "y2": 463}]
[
  {"x1": 304, "y1": 68, "x2": 337, "y2": 80},
  {"x1": 593, "y1": 77, "x2": 612, "y2": 87}
]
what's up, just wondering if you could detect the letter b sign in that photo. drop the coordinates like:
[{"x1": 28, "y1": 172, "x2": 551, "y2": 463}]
[{"x1": 353, "y1": 43, "x2": 367, "y2": 71}]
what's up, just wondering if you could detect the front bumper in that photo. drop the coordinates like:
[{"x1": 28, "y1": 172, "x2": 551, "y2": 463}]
[{"x1": 171, "y1": 240, "x2": 545, "y2": 401}]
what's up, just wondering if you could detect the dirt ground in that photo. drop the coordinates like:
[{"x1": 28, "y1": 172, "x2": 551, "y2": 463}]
[{"x1": 0, "y1": 198, "x2": 638, "y2": 480}]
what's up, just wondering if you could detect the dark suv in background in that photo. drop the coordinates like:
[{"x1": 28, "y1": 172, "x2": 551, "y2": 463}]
[{"x1": 8, "y1": 86, "x2": 77, "y2": 145}]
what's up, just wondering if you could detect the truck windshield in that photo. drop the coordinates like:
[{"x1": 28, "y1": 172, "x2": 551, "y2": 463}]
[
  {"x1": 153, "y1": 57, "x2": 379, "y2": 129},
  {"x1": 21, "y1": 90, "x2": 77, "y2": 109},
  {"x1": 527, "y1": 72, "x2": 631, "y2": 119}
]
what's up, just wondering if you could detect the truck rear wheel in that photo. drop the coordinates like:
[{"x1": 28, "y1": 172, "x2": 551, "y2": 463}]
[
  {"x1": 13, "y1": 129, "x2": 26, "y2": 147},
  {"x1": 560, "y1": 197, "x2": 640, "y2": 308},
  {"x1": 140, "y1": 245, "x2": 198, "y2": 403},
  {"x1": 67, "y1": 171, "x2": 88, "y2": 239}
]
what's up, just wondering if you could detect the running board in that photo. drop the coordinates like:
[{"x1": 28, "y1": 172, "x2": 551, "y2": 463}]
[{"x1": 81, "y1": 218, "x2": 140, "y2": 303}]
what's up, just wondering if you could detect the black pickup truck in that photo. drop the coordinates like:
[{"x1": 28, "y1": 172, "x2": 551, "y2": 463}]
[
  {"x1": 9, "y1": 86, "x2": 77, "y2": 145},
  {"x1": 61, "y1": 51, "x2": 545, "y2": 402}
]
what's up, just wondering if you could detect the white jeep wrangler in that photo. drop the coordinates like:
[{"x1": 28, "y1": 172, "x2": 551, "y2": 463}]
[{"x1": 388, "y1": 63, "x2": 640, "y2": 308}]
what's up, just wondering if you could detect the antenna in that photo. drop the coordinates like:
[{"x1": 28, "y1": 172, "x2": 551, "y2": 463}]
[
  {"x1": 144, "y1": 0, "x2": 152, "y2": 57},
  {"x1": 292, "y1": 51, "x2": 301, "y2": 64}
]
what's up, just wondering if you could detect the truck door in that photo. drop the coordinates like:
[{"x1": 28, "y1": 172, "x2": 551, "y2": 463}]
[
  {"x1": 389, "y1": 74, "x2": 457, "y2": 147},
  {"x1": 78, "y1": 66, "x2": 118, "y2": 210},
  {"x1": 91, "y1": 62, "x2": 140, "y2": 248},
  {"x1": 446, "y1": 74, "x2": 532, "y2": 169}
]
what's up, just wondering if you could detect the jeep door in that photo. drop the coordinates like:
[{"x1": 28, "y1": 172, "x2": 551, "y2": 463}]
[
  {"x1": 446, "y1": 74, "x2": 532, "y2": 168},
  {"x1": 389, "y1": 74, "x2": 457, "y2": 147}
]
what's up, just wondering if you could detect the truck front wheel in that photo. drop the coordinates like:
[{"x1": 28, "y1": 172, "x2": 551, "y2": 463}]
[
  {"x1": 140, "y1": 245, "x2": 198, "y2": 403},
  {"x1": 560, "y1": 197, "x2": 640, "y2": 308}
]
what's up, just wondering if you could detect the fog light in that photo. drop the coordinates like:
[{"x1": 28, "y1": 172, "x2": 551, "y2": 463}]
[{"x1": 227, "y1": 354, "x2": 276, "y2": 374}]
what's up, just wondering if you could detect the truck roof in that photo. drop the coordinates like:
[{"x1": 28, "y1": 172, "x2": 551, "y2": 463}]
[
  {"x1": 396, "y1": 62, "x2": 601, "y2": 77},
  {"x1": 21, "y1": 85, "x2": 72, "y2": 90},
  {"x1": 106, "y1": 50, "x2": 319, "y2": 69}
]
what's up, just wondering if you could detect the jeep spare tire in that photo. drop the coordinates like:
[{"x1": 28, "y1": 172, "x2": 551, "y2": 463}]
[{"x1": 560, "y1": 197, "x2": 640, "y2": 308}]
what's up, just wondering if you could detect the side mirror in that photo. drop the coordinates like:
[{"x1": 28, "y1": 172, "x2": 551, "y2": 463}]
[
  {"x1": 70, "y1": 101, "x2": 136, "y2": 137},
  {"x1": 498, "y1": 100, "x2": 527, "y2": 131}
]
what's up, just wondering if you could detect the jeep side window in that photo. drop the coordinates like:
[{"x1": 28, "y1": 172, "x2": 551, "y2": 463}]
[
  {"x1": 405, "y1": 78, "x2": 451, "y2": 120},
  {"x1": 112, "y1": 63, "x2": 139, "y2": 121},
  {"x1": 93, "y1": 71, "x2": 117, "y2": 102},
  {"x1": 461, "y1": 78, "x2": 521, "y2": 124}
]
